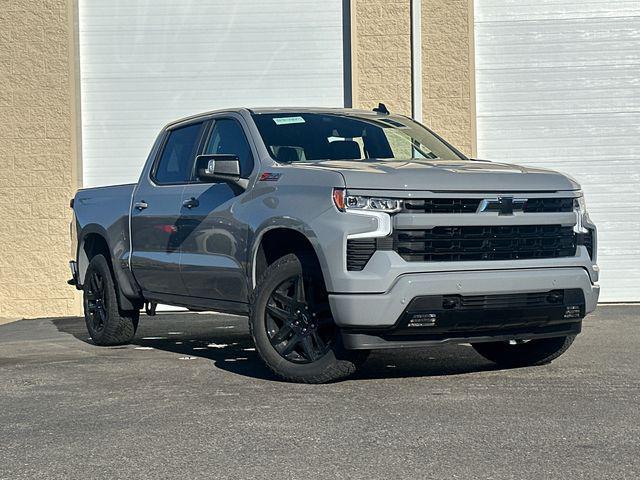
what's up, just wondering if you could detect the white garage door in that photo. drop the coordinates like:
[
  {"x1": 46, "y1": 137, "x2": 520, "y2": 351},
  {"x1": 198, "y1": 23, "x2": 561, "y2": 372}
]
[
  {"x1": 474, "y1": 1, "x2": 640, "y2": 302},
  {"x1": 79, "y1": 0, "x2": 347, "y2": 188}
]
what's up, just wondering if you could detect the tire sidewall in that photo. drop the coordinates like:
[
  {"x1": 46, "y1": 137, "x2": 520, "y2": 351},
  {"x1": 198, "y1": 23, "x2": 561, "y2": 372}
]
[
  {"x1": 250, "y1": 254, "x2": 349, "y2": 381},
  {"x1": 83, "y1": 254, "x2": 134, "y2": 345}
]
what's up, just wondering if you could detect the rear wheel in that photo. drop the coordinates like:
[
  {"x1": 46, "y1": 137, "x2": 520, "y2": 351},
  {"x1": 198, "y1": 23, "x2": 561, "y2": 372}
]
[
  {"x1": 471, "y1": 335, "x2": 575, "y2": 367},
  {"x1": 249, "y1": 253, "x2": 368, "y2": 383},
  {"x1": 83, "y1": 254, "x2": 139, "y2": 346}
]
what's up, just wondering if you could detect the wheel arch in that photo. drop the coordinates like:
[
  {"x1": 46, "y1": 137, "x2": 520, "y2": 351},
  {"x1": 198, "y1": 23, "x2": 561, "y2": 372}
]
[
  {"x1": 77, "y1": 224, "x2": 142, "y2": 312},
  {"x1": 251, "y1": 223, "x2": 330, "y2": 292},
  {"x1": 77, "y1": 224, "x2": 111, "y2": 285}
]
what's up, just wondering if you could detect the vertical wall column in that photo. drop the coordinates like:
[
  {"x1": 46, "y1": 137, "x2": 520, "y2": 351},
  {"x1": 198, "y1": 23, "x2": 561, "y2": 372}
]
[
  {"x1": 352, "y1": 0, "x2": 476, "y2": 156},
  {"x1": 0, "y1": 0, "x2": 80, "y2": 318},
  {"x1": 411, "y1": 0, "x2": 422, "y2": 122},
  {"x1": 352, "y1": 0, "x2": 412, "y2": 116},
  {"x1": 421, "y1": 0, "x2": 477, "y2": 157}
]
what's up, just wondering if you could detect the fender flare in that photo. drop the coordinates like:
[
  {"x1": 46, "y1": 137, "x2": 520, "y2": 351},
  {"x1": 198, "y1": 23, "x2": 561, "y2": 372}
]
[
  {"x1": 77, "y1": 224, "x2": 142, "y2": 311},
  {"x1": 249, "y1": 218, "x2": 331, "y2": 292}
]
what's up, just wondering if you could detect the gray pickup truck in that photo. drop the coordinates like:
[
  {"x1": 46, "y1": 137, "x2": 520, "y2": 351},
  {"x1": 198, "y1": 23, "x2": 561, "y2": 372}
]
[{"x1": 69, "y1": 106, "x2": 599, "y2": 383}]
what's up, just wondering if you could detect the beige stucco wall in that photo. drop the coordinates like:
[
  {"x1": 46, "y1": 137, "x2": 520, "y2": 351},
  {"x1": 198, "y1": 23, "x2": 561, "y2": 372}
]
[
  {"x1": 0, "y1": 0, "x2": 79, "y2": 318},
  {"x1": 352, "y1": 0, "x2": 412, "y2": 116},
  {"x1": 353, "y1": 0, "x2": 476, "y2": 157},
  {"x1": 422, "y1": 0, "x2": 476, "y2": 156}
]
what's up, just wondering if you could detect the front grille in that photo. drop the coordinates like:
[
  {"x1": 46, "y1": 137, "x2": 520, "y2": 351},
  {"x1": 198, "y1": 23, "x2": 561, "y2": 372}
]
[
  {"x1": 402, "y1": 198, "x2": 481, "y2": 214},
  {"x1": 522, "y1": 198, "x2": 573, "y2": 213},
  {"x1": 400, "y1": 197, "x2": 574, "y2": 214},
  {"x1": 346, "y1": 239, "x2": 376, "y2": 271},
  {"x1": 394, "y1": 225, "x2": 577, "y2": 262}
]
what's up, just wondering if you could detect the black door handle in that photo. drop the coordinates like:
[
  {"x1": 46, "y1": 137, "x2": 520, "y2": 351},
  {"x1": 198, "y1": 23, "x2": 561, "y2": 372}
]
[{"x1": 182, "y1": 197, "x2": 199, "y2": 209}]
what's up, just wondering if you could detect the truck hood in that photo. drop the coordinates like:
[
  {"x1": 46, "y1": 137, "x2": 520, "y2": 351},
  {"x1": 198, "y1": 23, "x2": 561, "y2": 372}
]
[{"x1": 296, "y1": 159, "x2": 580, "y2": 192}]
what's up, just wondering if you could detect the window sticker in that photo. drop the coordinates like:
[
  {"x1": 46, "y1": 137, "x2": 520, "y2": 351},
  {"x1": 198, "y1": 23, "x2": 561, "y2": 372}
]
[{"x1": 273, "y1": 116, "x2": 305, "y2": 125}]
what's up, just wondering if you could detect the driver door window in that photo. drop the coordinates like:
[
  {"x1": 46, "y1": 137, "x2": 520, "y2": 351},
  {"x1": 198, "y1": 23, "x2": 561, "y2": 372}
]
[{"x1": 202, "y1": 118, "x2": 254, "y2": 178}]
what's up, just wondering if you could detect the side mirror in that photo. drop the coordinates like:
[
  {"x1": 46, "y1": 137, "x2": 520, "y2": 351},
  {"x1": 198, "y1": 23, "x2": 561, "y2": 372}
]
[{"x1": 196, "y1": 154, "x2": 242, "y2": 185}]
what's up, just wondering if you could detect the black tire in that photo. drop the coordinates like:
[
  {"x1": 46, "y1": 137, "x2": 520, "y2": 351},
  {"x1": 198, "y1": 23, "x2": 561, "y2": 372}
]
[
  {"x1": 249, "y1": 253, "x2": 368, "y2": 384},
  {"x1": 471, "y1": 335, "x2": 575, "y2": 368},
  {"x1": 83, "y1": 254, "x2": 139, "y2": 346}
]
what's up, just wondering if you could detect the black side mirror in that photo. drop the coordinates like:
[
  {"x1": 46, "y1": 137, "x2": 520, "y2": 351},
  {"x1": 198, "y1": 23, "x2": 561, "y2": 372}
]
[{"x1": 196, "y1": 154, "x2": 241, "y2": 184}]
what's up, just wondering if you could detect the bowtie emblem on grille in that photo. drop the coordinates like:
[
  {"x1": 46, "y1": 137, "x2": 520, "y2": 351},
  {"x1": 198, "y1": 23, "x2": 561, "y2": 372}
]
[{"x1": 478, "y1": 197, "x2": 527, "y2": 215}]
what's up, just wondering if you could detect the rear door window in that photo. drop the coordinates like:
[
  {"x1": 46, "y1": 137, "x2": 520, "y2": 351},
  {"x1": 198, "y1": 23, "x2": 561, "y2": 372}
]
[{"x1": 154, "y1": 122, "x2": 204, "y2": 184}]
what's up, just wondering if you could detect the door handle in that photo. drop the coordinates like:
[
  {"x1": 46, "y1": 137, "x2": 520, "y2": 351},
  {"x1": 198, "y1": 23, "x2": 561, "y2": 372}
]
[
  {"x1": 134, "y1": 201, "x2": 148, "y2": 211},
  {"x1": 182, "y1": 197, "x2": 199, "y2": 209}
]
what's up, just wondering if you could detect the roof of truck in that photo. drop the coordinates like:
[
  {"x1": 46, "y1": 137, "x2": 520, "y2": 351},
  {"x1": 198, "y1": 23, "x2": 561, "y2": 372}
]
[{"x1": 165, "y1": 106, "x2": 398, "y2": 129}]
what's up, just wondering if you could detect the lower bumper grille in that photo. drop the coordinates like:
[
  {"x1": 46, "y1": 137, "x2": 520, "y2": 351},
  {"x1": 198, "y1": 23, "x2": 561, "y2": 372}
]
[
  {"x1": 394, "y1": 225, "x2": 577, "y2": 262},
  {"x1": 395, "y1": 288, "x2": 586, "y2": 335}
]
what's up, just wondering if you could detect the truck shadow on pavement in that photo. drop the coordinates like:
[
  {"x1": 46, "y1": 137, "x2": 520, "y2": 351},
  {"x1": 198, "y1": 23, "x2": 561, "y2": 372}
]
[{"x1": 53, "y1": 315, "x2": 501, "y2": 382}]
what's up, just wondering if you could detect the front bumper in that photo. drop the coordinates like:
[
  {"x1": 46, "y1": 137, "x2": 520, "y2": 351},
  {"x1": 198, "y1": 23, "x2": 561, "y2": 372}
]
[{"x1": 329, "y1": 267, "x2": 599, "y2": 348}]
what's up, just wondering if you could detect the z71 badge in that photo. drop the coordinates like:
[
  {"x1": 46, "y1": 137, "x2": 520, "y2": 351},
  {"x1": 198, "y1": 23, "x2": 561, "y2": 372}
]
[{"x1": 259, "y1": 172, "x2": 282, "y2": 182}]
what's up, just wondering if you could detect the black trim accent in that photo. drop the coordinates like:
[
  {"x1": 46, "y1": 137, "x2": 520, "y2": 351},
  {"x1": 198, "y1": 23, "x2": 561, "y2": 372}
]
[
  {"x1": 346, "y1": 238, "x2": 376, "y2": 271},
  {"x1": 346, "y1": 236, "x2": 393, "y2": 271},
  {"x1": 578, "y1": 229, "x2": 595, "y2": 260},
  {"x1": 402, "y1": 198, "x2": 481, "y2": 214},
  {"x1": 523, "y1": 197, "x2": 573, "y2": 213}
]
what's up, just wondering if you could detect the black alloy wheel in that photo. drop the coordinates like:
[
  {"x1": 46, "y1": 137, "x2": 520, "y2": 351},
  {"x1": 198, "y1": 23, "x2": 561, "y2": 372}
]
[
  {"x1": 265, "y1": 274, "x2": 335, "y2": 364},
  {"x1": 249, "y1": 253, "x2": 368, "y2": 383},
  {"x1": 83, "y1": 254, "x2": 139, "y2": 346},
  {"x1": 85, "y1": 268, "x2": 108, "y2": 334}
]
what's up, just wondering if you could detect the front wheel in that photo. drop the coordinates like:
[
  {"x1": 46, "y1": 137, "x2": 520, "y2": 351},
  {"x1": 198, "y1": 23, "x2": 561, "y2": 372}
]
[
  {"x1": 471, "y1": 335, "x2": 576, "y2": 368},
  {"x1": 249, "y1": 254, "x2": 368, "y2": 384}
]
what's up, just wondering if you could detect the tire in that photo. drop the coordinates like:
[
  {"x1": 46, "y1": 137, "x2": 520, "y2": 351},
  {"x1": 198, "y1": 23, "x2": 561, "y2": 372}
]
[
  {"x1": 83, "y1": 254, "x2": 139, "y2": 346},
  {"x1": 471, "y1": 335, "x2": 576, "y2": 368},
  {"x1": 249, "y1": 253, "x2": 368, "y2": 384}
]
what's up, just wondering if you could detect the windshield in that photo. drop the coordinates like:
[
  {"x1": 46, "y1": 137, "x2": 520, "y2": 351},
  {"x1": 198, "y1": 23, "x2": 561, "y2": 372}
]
[{"x1": 251, "y1": 112, "x2": 465, "y2": 163}]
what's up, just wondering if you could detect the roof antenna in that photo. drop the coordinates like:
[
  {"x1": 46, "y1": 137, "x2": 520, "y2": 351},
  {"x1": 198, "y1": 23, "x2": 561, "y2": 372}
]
[{"x1": 372, "y1": 103, "x2": 389, "y2": 115}]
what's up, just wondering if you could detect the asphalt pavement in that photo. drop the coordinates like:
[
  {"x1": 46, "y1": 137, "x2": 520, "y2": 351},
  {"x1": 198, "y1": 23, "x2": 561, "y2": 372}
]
[{"x1": 1, "y1": 305, "x2": 638, "y2": 479}]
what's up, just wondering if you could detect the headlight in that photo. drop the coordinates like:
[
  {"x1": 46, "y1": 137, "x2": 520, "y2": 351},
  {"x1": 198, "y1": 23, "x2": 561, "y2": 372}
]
[
  {"x1": 333, "y1": 188, "x2": 402, "y2": 213},
  {"x1": 573, "y1": 195, "x2": 588, "y2": 233}
]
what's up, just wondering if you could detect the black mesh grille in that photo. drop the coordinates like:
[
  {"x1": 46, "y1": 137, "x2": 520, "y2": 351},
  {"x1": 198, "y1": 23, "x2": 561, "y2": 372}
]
[
  {"x1": 455, "y1": 291, "x2": 564, "y2": 309},
  {"x1": 346, "y1": 239, "x2": 376, "y2": 271},
  {"x1": 406, "y1": 290, "x2": 567, "y2": 311},
  {"x1": 402, "y1": 198, "x2": 481, "y2": 214},
  {"x1": 394, "y1": 225, "x2": 577, "y2": 262},
  {"x1": 522, "y1": 198, "x2": 574, "y2": 213},
  {"x1": 400, "y1": 197, "x2": 574, "y2": 214}
]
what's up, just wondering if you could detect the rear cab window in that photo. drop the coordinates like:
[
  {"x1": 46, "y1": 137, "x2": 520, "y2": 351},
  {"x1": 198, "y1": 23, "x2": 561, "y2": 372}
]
[{"x1": 153, "y1": 122, "x2": 205, "y2": 184}]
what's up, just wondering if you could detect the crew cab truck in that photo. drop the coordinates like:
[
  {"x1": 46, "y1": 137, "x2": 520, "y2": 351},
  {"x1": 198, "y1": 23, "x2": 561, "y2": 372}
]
[{"x1": 69, "y1": 107, "x2": 599, "y2": 383}]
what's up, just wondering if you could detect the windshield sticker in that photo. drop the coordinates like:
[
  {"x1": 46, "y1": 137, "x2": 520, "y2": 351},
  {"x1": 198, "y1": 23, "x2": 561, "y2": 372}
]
[{"x1": 273, "y1": 116, "x2": 305, "y2": 125}]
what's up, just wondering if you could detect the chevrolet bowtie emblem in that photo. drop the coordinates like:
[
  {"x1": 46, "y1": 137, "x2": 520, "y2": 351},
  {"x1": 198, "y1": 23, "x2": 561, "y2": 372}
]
[{"x1": 478, "y1": 197, "x2": 527, "y2": 215}]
